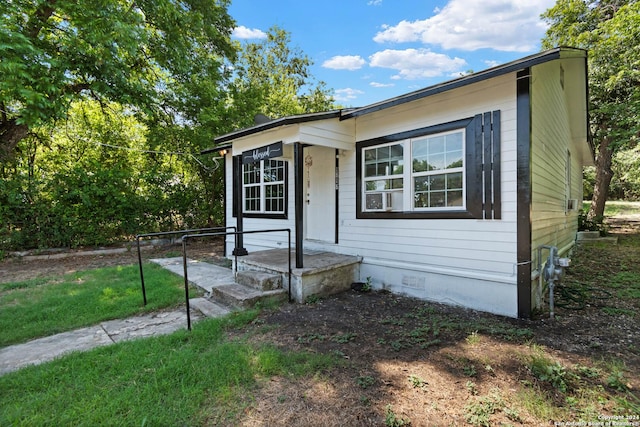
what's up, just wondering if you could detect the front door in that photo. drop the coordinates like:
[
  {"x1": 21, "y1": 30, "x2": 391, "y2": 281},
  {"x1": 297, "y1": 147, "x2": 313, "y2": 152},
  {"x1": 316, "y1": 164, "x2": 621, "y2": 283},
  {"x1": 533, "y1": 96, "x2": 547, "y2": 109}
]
[{"x1": 304, "y1": 146, "x2": 336, "y2": 243}]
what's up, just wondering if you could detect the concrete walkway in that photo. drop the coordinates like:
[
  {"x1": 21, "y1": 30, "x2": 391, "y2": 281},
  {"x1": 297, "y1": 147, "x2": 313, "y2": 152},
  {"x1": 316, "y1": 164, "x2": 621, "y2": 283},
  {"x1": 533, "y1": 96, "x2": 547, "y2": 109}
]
[{"x1": 0, "y1": 259, "x2": 234, "y2": 376}]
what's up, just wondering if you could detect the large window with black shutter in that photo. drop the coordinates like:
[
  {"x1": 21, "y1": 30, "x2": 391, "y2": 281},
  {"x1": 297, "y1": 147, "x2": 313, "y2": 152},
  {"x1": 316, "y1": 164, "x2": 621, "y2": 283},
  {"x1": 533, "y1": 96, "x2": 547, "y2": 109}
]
[{"x1": 356, "y1": 111, "x2": 501, "y2": 220}]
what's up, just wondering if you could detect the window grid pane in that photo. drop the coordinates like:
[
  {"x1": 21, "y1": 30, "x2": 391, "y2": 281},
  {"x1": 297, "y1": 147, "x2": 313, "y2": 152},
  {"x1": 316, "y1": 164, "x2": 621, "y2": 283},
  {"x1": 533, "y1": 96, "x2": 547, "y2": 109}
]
[
  {"x1": 364, "y1": 143, "x2": 404, "y2": 178},
  {"x1": 411, "y1": 130, "x2": 464, "y2": 210},
  {"x1": 363, "y1": 142, "x2": 404, "y2": 211},
  {"x1": 244, "y1": 185, "x2": 260, "y2": 212}
]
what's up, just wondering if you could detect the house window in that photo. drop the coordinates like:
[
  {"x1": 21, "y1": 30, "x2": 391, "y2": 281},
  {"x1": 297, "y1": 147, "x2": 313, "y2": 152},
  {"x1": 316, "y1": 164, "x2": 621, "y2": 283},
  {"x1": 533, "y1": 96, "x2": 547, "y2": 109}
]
[
  {"x1": 362, "y1": 131, "x2": 465, "y2": 212},
  {"x1": 363, "y1": 143, "x2": 404, "y2": 211},
  {"x1": 357, "y1": 111, "x2": 501, "y2": 220},
  {"x1": 412, "y1": 131, "x2": 464, "y2": 209},
  {"x1": 242, "y1": 159, "x2": 286, "y2": 215}
]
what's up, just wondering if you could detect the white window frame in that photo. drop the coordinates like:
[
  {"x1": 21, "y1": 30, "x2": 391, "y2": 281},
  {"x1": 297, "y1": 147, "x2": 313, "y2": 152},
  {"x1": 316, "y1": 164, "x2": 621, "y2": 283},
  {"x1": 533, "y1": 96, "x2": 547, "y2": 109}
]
[
  {"x1": 362, "y1": 129, "x2": 466, "y2": 213},
  {"x1": 362, "y1": 141, "x2": 405, "y2": 212},
  {"x1": 242, "y1": 159, "x2": 286, "y2": 214}
]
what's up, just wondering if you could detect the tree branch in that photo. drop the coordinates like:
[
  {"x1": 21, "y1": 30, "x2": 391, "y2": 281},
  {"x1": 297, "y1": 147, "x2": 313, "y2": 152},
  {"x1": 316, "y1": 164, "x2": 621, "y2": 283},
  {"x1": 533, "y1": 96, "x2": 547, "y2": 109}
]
[
  {"x1": 26, "y1": 1, "x2": 57, "y2": 39},
  {"x1": 0, "y1": 119, "x2": 30, "y2": 161}
]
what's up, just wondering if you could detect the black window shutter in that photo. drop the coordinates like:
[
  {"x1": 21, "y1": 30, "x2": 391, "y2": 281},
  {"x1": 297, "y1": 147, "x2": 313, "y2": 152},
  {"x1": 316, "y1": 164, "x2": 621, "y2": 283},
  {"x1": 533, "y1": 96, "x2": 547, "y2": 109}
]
[{"x1": 481, "y1": 111, "x2": 501, "y2": 220}]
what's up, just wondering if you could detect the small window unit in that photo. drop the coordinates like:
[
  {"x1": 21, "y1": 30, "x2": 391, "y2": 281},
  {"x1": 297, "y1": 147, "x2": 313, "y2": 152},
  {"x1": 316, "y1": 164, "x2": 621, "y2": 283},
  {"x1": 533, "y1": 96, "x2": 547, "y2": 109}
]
[{"x1": 566, "y1": 199, "x2": 579, "y2": 211}]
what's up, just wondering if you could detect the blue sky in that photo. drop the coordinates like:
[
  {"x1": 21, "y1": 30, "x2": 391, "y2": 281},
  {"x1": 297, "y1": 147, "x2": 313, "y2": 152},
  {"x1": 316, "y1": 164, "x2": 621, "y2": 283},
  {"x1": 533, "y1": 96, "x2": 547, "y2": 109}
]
[{"x1": 228, "y1": 0, "x2": 558, "y2": 107}]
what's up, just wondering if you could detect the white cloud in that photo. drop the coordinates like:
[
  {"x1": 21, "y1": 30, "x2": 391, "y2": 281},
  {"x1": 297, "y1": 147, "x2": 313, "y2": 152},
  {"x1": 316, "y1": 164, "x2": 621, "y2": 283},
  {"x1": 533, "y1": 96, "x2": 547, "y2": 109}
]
[
  {"x1": 370, "y1": 81, "x2": 395, "y2": 88},
  {"x1": 369, "y1": 48, "x2": 467, "y2": 80},
  {"x1": 322, "y1": 55, "x2": 367, "y2": 70},
  {"x1": 484, "y1": 59, "x2": 501, "y2": 68},
  {"x1": 232, "y1": 26, "x2": 267, "y2": 40},
  {"x1": 373, "y1": 0, "x2": 555, "y2": 52},
  {"x1": 368, "y1": 0, "x2": 383, "y2": 5},
  {"x1": 334, "y1": 88, "x2": 365, "y2": 102}
]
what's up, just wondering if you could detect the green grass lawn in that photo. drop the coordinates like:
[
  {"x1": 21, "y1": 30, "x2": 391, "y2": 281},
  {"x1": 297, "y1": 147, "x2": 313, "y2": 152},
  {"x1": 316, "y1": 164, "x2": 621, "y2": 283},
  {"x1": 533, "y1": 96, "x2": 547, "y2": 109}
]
[
  {"x1": 582, "y1": 200, "x2": 640, "y2": 216},
  {"x1": 0, "y1": 310, "x2": 337, "y2": 426},
  {"x1": 0, "y1": 263, "x2": 337, "y2": 426},
  {"x1": 0, "y1": 263, "x2": 192, "y2": 347}
]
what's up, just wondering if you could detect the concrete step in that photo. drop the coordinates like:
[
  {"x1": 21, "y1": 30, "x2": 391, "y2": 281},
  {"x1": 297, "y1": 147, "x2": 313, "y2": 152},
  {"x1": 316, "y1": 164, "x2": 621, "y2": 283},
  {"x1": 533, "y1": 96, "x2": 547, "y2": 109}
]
[
  {"x1": 189, "y1": 297, "x2": 232, "y2": 318},
  {"x1": 211, "y1": 283, "x2": 288, "y2": 309},
  {"x1": 236, "y1": 270, "x2": 282, "y2": 291}
]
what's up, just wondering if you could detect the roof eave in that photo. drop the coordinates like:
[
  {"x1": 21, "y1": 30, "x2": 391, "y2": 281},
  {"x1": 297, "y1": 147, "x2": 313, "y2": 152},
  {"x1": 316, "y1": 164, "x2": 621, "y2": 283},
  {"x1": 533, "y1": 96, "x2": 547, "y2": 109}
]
[
  {"x1": 210, "y1": 110, "x2": 343, "y2": 147},
  {"x1": 340, "y1": 47, "x2": 586, "y2": 120}
]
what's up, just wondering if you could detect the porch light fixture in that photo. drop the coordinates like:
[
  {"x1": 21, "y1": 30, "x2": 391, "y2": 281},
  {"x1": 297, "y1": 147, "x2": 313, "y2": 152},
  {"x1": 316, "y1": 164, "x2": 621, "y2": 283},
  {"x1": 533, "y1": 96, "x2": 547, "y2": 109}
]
[{"x1": 218, "y1": 148, "x2": 228, "y2": 157}]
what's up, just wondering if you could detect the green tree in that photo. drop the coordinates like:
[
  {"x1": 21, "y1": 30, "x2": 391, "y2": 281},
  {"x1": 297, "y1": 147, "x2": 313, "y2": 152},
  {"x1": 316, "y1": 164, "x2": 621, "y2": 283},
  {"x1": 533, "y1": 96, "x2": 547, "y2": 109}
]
[
  {"x1": 541, "y1": 0, "x2": 640, "y2": 218},
  {"x1": 229, "y1": 26, "x2": 335, "y2": 124},
  {"x1": 0, "y1": 0, "x2": 236, "y2": 160}
]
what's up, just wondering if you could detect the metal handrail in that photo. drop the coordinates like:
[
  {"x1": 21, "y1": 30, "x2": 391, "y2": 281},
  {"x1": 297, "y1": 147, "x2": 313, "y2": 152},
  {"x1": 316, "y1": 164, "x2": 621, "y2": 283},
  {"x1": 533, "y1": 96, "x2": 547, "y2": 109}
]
[
  {"x1": 181, "y1": 228, "x2": 292, "y2": 330},
  {"x1": 135, "y1": 227, "x2": 236, "y2": 305}
]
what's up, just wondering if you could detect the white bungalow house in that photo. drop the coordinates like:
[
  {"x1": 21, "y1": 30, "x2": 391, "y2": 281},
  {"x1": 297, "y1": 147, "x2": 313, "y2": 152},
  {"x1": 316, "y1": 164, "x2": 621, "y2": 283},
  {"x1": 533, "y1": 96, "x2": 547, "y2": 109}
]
[{"x1": 203, "y1": 47, "x2": 592, "y2": 319}]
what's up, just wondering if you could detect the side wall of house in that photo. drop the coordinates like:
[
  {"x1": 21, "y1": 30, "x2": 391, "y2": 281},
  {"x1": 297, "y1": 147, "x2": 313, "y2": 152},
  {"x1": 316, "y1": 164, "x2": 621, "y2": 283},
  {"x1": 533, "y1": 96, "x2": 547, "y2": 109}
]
[
  {"x1": 529, "y1": 61, "x2": 584, "y2": 309},
  {"x1": 327, "y1": 74, "x2": 520, "y2": 317}
]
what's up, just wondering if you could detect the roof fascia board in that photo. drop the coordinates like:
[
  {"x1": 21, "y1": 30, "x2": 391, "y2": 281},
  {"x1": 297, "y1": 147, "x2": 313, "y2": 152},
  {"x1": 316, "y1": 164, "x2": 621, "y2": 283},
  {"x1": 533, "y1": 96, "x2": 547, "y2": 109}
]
[{"x1": 341, "y1": 48, "x2": 585, "y2": 120}]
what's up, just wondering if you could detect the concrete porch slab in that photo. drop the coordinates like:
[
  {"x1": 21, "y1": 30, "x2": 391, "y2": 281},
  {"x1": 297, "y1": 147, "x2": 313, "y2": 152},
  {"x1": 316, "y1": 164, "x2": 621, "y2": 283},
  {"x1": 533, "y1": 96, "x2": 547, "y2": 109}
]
[
  {"x1": 235, "y1": 249, "x2": 362, "y2": 303},
  {"x1": 238, "y1": 249, "x2": 362, "y2": 275}
]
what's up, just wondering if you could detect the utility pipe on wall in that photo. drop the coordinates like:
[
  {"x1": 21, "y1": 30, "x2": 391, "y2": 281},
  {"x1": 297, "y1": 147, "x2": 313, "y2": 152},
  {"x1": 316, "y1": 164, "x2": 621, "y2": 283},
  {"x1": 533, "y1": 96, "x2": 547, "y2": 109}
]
[{"x1": 537, "y1": 245, "x2": 571, "y2": 319}]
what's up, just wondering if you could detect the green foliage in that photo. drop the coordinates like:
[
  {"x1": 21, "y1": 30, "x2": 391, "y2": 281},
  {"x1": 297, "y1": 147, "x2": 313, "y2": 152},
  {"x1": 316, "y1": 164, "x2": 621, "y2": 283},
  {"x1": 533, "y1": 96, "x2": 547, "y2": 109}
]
[
  {"x1": 541, "y1": 1, "x2": 640, "y2": 216},
  {"x1": 408, "y1": 374, "x2": 428, "y2": 389},
  {"x1": 0, "y1": 100, "x2": 218, "y2": 249},
  {"x1": 385, "y1": 405, "x2": 411, "y2": 427},
  {"x1": 229, "y1": 26, "x2": 335, "y2": 123},
  {"x1": 577, "y1": 210, "x2": 607, "y2": 235},
  {"x1": 331, "y1": 332, "x2": 358, "y2": 343},
  {"x1": 463, "y1": 391, "x2": 505, "y2": 427},
  {"x1": 605, "y1": 361, "x2": 631, "y2": 392},
  {"x1": 0, "y1": 23, "x2": 335, "y2": 251},
  {"x1": 304, "y1": 294, "x2": 322, "y2": 304},
  {"x1": 611, "y1": 146, "x2": 640, "y2": 201},
  {"x1": 297, "y1": 332, "x2": 327, "y2": 343},
  {"x1": 528, "y1": 351, "x2": 572, "y2": 393},
  {"x1": 356, "y1": 375, "x2": 376, "y2": 389},
  {"x1": 0, "y1": 0, "x2": 235, "y2": 155}
]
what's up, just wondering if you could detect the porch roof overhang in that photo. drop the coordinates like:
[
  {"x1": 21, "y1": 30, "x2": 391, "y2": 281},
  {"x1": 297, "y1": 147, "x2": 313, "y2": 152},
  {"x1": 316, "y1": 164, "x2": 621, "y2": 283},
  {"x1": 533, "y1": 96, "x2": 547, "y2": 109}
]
[{"x1": 201, "y1": 110, "x2": 351, "y2": 154}]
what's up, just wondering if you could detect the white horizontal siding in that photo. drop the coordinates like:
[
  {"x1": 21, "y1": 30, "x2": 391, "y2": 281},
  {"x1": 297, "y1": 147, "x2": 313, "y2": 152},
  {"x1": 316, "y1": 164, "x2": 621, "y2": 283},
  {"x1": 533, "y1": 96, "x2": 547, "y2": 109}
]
[
  {"x1": 530, "y1": 61, "x2": 579, "y2": 267},
  {"x1": 328, "y1": 74, "x2": 519, "y2": 285},
  {"x1": 299, "y1": 120, "x2": 355, "y2": 149},
  {"x1": 222, "y1": 72, "x2": 527, "y2": 315}
]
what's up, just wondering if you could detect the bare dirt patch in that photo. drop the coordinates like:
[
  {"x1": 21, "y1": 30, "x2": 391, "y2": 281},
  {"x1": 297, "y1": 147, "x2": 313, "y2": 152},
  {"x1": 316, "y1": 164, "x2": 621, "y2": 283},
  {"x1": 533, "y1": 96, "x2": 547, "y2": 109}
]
[
  {"x1": 229, "y1": 216, "x2": 640, "y2": 426},
  {"x1": 0, "y1": 238, "x2": 225, "y2": 285}
]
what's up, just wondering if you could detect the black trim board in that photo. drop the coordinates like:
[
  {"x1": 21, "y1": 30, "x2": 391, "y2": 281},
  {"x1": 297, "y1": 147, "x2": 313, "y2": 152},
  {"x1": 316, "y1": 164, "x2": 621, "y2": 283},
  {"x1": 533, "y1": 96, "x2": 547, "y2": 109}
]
[
  {"x1": 222, "y1": 152, "x2": 227, "y2": 257},
  {"x1": 232, "y1": 155, "x2": 248, "y2": 256},
  {"x1": 335, "y1": 149, "x2": 339, "y2": 244},
  {"x1": 294, "y1": 143, "x2": 304, "y2": 268},
  {"x1": 516, "y1": 69, "x2": 532, "y2": 319}
]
